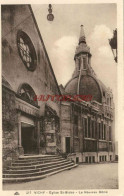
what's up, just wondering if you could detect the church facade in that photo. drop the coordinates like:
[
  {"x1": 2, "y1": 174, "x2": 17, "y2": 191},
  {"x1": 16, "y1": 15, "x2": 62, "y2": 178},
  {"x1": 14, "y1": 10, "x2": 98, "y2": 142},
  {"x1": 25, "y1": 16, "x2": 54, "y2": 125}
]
[
  {"x1": 2, "y1": 5, "x2": 61, "y2": 168},
  {"x1": 2, "y1": 5, "x2": 115, "y2": 168}
]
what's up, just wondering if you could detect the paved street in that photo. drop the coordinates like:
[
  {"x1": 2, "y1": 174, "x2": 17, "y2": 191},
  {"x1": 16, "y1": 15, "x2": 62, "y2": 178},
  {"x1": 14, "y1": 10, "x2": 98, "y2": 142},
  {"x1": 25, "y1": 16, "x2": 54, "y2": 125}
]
[{"x1": 3, "y1": 163, "x2": 118, "y2": 190}]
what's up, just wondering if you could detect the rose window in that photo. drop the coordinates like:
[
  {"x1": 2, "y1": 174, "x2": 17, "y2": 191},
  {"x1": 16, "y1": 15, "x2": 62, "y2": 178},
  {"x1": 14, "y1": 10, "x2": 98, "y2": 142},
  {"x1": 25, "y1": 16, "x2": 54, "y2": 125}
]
[{"x1": 17, "y1": 31, "x2": 37, "y2": 71}]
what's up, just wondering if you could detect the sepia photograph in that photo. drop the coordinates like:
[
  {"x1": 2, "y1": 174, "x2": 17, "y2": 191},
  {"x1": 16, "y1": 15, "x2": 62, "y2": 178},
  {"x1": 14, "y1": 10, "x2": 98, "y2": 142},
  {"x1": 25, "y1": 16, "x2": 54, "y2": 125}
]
[{"x1": 1, "y1": 1, "x2": 121, "y2": 193}]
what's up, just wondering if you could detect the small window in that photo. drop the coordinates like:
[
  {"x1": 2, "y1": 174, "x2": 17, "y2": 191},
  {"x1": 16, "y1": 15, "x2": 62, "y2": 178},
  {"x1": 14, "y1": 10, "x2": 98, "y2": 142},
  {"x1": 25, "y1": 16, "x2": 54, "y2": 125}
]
[
  {"x1": 89, "y1": 156, "x2": 92, "y2": 163},
  {"x1": 92, "y1": 156, "x2": 95, "y2": 163},
  {"x1": 76, "y1": 157, "x2": 79, "y2": 163},
  {"x1": 17, "y1": 31, "x2": 37, "y2": 71},
  {"x1": 88, "y1": 117, "x2": 90, "y2": 138},
  {"x1": 84, "y1": 118, "x2": 87, "y2": 137},
  {"x1": 102, "y1": 156, "x2": 104, "y2": 161},
  {"x1": 99, "y1": 123, "x2": 101, "y2": 139},
  {"x1": 78, "y1": 58, "x2": 81, "y2": 70},
  {"x1": 104, "y1": 125, "x2": 106, "y2": 140},
  {"x1": 92, "y1": 121, "x2": 94, "y2": 138},
  {"x1": 74, "y1": 115, "x2": 78, "y2": 125},
  {"x1": 109, "y1": 126, "x2": 112, "y2": 141},
  {"x1": 110, "y1": 97, "x2": 111, "y2": 106},
  {"x1": 83, "y1": 58, "x2": 87, "y2": 69},
  {"x1": 85, "y1": 157, "x2": 88, "y2": 163}
]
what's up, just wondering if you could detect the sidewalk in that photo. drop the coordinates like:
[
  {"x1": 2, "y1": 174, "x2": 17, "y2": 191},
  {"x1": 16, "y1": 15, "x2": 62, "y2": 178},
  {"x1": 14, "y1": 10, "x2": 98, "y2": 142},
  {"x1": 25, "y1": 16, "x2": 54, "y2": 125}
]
[{"x1": 3, "y1": 163, "x2": 118, "y2": 190}]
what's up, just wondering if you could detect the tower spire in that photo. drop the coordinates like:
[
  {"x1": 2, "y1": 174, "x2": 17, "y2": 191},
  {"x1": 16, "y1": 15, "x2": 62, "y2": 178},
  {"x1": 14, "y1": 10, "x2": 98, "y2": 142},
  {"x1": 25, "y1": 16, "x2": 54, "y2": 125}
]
[
  {"x1": 74, "y1": 25, "x2": 91, "y2": 61},
  {"x1": 79, "y1": 25, "x2": 86, "y2": 44}
]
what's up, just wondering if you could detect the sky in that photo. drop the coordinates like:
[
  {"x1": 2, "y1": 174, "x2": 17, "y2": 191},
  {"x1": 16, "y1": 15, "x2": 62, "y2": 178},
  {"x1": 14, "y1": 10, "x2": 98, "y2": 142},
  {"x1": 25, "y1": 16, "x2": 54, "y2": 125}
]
[
  {"x1": 32, "y1": 4, "x2": 117, "y2": 97},
  {"x1": 32, "y1": 4, "x2": 117, "y2": 139}
]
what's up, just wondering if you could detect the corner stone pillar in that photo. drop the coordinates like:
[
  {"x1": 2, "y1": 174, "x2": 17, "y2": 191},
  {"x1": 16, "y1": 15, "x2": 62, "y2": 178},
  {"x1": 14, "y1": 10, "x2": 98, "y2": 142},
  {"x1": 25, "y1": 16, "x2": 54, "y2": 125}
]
[
  {"x1": 79, "y1": 113, "x2": 83, "y2": 152},
  {"x1": 36, "y1": 119, "x2": 42, "y2": 154},
  {"x1": 70, "y1": 104, "x2": 74, "y2": 153},
  {"x1": 17, "y1": 111, "x2": 24, "y2": 155}
]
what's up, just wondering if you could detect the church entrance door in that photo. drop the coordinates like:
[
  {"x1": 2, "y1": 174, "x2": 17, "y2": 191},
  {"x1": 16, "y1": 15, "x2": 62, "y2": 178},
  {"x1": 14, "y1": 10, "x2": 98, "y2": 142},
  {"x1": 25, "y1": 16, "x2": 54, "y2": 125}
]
[
  {"x1": 66, "y1": 137, "x2": 70, "y2": 153},
  {"x1": 21, "y1": 123, "x2": 35, "y2": 155}
]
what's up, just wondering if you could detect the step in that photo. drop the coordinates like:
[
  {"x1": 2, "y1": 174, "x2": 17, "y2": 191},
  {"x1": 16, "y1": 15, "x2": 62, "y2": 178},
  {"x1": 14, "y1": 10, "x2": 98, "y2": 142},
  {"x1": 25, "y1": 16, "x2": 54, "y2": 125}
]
[
  {"x1": 12, "y1": 158, "x2": 64, "y2": 166},
  {"x1": 3, "y1": 162, "x2": 73, "y2": 178},
  {"x1": 3, "y1": 160, "x2": 70, "y2": 174},
  {"x1": 18, "y1": 154, "x2": 59, "y2": 160},
  {"x1": 16, "y1": 157, "x2": 62, "y2": 163},
  {"x1": 14, "y1": 156, "x2": 62, "y2": 163},
  {"x1": 8, "y1": 159, "x2": 67, "y2": 171},
  {"x1": 3, "y1": 164, "x2": 78, "y2": 183}
]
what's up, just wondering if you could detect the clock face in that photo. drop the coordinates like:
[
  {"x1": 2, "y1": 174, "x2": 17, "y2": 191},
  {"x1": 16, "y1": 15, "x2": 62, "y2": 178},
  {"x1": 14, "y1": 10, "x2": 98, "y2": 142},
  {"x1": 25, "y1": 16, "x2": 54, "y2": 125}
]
[{"x1": 17, "y1": 31, "x2": 37, "y2": 71}]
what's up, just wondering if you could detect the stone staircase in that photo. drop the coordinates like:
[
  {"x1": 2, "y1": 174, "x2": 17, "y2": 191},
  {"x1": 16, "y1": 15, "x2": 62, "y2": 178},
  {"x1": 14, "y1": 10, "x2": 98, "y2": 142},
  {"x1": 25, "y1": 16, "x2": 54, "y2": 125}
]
[{"x1": 3, "y1": 154, "x2": 78, "y2": 183}]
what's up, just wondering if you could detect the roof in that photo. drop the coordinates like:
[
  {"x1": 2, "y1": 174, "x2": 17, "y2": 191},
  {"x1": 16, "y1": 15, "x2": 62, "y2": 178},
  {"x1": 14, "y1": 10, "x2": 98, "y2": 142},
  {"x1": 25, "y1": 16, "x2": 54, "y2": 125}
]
[{"x1": 65, "y1": 75, "x2": 103, "y2": 103}]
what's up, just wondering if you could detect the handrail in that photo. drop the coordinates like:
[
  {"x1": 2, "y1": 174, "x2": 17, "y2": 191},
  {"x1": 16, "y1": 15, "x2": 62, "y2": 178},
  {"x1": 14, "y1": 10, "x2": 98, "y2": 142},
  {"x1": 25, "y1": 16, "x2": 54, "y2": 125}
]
[
  {"x1": 56, "y1": 148, "x2": 62, "y2": 155},
  {"x1": 3, "y1": 147, "x2": 18, "y2": 160},
  {"x1": 56, "y1": 148, "x2": 68, "y2": 159},
  {"x1": 67, "y1": 153, "x2": 76, "y2": 157}
]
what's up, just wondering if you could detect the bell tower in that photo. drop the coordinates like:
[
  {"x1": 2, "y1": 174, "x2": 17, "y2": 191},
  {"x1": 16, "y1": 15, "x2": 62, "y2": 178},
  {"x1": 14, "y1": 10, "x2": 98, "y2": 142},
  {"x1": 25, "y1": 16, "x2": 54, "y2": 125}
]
[{"x1": 72, "y1": 25, "x2": 93, "y2": 78}]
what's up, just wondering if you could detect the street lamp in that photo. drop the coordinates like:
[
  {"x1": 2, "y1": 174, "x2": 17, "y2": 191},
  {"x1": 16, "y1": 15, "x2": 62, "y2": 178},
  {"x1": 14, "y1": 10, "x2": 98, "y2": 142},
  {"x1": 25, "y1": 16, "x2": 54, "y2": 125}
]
[
  {"x1": 109, "y1": 29, "x2": 117, "y2": 63},
  {"x1": 47, "y1": 4, "x2": 54, "y2": 22}
]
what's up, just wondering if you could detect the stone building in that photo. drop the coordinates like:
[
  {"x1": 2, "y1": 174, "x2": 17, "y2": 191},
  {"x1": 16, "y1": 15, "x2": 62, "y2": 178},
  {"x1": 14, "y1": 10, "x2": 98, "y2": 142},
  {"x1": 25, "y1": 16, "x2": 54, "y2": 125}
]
[
  {"x1": 60, "y1": 25, "x2": 115, "y2": 163},
  {"x1": 2, "y1": 5, "x2": 115, "y2": 168},
  {"x1": 2, "y1": 5, "x2": 61, "y2": 167}
]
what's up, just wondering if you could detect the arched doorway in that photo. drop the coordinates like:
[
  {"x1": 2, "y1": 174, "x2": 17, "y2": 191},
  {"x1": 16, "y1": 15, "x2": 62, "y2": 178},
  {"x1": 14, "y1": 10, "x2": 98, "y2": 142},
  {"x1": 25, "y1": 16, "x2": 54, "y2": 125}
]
[{"x1": 17, "y1": 83, "x2": 39, "y2": 155}]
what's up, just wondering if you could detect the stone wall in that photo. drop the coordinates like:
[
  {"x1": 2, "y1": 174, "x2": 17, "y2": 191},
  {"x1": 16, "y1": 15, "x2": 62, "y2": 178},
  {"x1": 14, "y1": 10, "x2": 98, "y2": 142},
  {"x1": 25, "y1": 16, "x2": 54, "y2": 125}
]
[
  {"x1": 2, "y1": 86, "x2": 18, "y2": 168},
  {"x1": 2, "y1": 5, "x2": 60, "y2": 161},
  {"x1": 2, "y1": 5, "x2": 60, "y2": 117}
]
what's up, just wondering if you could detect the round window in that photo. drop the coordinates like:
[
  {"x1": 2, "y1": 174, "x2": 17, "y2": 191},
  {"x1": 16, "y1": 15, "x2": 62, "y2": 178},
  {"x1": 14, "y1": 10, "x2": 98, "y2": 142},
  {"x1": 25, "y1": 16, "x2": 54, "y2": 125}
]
[{"x1": 17, "y1": 31, "x2": 37, "y2": 71}]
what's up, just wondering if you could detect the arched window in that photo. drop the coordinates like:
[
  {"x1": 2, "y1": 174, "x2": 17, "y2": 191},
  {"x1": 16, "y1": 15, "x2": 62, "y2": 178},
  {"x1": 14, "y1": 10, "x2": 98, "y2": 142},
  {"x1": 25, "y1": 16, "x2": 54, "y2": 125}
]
[
  {"x1": 78, "y1": 58, "x2": 81, "y2": 70},
  {"x1": 17, "y1": 83, "x2": 38, "y2": 107},
  {"x1": 83, "y1": 58, "x2": 87, "y2": 69},
  {"x1": 110, "y1": 97, "x2": 111, "y2": 106},
  {"x1": 17, "y1": 31, "x2": 37, "y2": 71}
]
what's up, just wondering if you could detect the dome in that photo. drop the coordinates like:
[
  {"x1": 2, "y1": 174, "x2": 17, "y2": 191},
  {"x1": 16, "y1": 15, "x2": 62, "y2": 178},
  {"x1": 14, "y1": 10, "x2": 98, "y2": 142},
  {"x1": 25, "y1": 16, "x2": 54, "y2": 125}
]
[
  {"x1": 65, "y1": 77, "x2": 78, "y2": 95},
  {"x1": 65, "y1": 75, "x2": 102, "y2": 103}
]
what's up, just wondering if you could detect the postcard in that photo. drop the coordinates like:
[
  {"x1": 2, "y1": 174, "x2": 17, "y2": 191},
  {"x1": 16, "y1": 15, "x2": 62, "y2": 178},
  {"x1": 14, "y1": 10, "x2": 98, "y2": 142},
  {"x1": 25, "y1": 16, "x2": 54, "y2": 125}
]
[{"x1": 1, "y1": 0, "x2": 123, "y2": 196}]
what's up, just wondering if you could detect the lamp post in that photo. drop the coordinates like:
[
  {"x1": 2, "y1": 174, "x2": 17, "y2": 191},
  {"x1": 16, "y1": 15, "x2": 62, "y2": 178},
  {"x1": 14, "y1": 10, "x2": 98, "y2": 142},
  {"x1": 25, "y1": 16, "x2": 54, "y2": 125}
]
[
  {"x1": 109, "y1": 29, "x2": 117, "y2": 63},
  {"x1": 47, "y1": 4, "x2": 54, "y2": 22}
]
